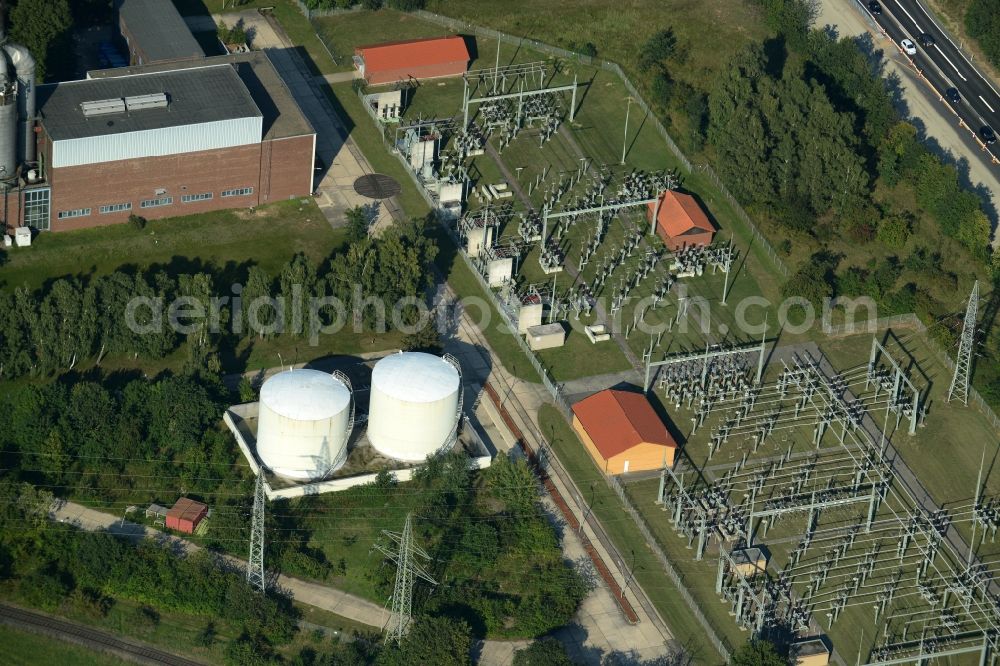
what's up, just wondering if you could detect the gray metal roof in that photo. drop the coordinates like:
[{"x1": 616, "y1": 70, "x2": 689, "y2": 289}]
[
  {"x1": 116, "y1": 0, "x2": 205, "y2": 63},
  {"x1": 85, "y1": 52, "x2": 314, "y2": 141},
  {"x1": 38, "y1": 65, "x2": 262, "y2": 141}
]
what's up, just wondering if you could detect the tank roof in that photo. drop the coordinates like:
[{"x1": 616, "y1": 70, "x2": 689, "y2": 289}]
[
  {"x1": 259, "y1": 369, "x2": 350, "y2": 421},
  {"x1": 372, "y1": 352, "x2": 459, "y2": 403}
]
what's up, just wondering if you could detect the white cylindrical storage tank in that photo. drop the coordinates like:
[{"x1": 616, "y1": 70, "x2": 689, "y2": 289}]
[
  {"x1": 368, "y1": 352, "x2": 460, "y2": 462},
  {"x1": 256, "y1": 369, "x2": 351, "y2": 481}
]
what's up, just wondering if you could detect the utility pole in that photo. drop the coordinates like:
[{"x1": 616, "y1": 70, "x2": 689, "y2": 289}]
[
  {"x1": 621, "y1": 96, "x2": 634, "y2": 165},
  {"x1": 247, "y1": 470, "x2": 266, "y2": 593},
  {"x1": 948, "y1": 280, "x2": 979, "y2": 405},
  {"x1": 374, "y1": 513, "x2": 437, "y2": 643}
]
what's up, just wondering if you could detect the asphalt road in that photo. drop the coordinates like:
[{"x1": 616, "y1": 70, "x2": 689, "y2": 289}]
[{"x1": 863, "y1": 0, "x2": 1000, "y2": 155}]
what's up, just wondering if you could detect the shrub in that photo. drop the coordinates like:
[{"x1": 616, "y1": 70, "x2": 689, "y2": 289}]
[{"x1": 877, "y1": 214, "x2": 912, "y2": 249}]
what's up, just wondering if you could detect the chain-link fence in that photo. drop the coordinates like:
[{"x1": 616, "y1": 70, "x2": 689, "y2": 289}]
[{"x1": 606, "y1": 475, "x2": 733, "y2": 661}]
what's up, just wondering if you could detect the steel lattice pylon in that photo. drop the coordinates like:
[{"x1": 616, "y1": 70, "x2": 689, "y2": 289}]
[
  {"x1": 247, "y1": 471, "x2": 266, "y2": 593},
  {"x1": 373, "y1": 513, "x2": 436, "y2": 643},
  {"x1": 948, "y1": 280, "x2": 979, "y2": 405}
]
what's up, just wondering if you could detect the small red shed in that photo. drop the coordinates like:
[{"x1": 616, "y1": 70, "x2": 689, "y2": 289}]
[
  {"x1": 354, "y1": 35, "x2": 470, "y2": 86},
  {"x1": 647, "y1": 190, "x2": 716, "y2": 251},
  {"x1": 165, "y1": 497, "x2": 208, "y2": 534}
]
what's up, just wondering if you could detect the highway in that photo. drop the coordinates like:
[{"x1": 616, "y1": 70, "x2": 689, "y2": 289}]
[{"x1": 861, "y1": 0, "x2": 1000, "y2": 161}]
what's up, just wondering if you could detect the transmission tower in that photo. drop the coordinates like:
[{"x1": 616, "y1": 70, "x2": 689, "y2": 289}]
[
  {"x1": 247, "y1": 470, "x2": 266, "y2": 593},
  {"x1": 947, "y1": 280, "x2": 979, "y2": 405},
  {"x1": 373, "y1": 513, "x2": 436, "y2": 643}
]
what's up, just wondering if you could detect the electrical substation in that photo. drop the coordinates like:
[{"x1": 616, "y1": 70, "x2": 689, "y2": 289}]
[
  {"x1": 351, "y1": 37, "x2": 999, "y2": 659},
  {"x1": 644, "y1": 333, "x2": 1000, "y2": 665}
]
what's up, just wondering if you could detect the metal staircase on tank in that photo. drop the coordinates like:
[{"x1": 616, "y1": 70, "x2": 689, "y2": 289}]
[
  {"x1": 331, "y1": 369, "x2": 356, "y2": 440},
  {"x1": 442, "y1": 353, "x2": 464, "y2": 452}
]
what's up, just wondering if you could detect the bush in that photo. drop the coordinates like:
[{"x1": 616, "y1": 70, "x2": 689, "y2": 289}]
[
  {"x1": 877, "y1": 213, "x2": 912, "y2": 249},
  {"x1": 513, "y1": 638, "x2": 573, "y2": 665},
  {"x1": 386, "y1": 0, "x2": 426, "y2": 9},
  {"x1": 128, "y1": 213, "x2": 146, "y2": 230},
  {"x1": 638, "y1": 28, "x2": 677, "y2": 70},
  {"x1": 20, "y1": 569, "x2": 71, "y2": 610}
]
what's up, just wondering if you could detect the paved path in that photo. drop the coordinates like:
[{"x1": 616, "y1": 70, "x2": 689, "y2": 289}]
[
  {"x1": 49, "y1": 501, "x2": 392, "y2": 629},
  {"x1": 435, "y1": 282, "x2": 676, "y2": 664},
  {"x1": 320, "y1": 72, "x2": 358, "y2": 84},
  {"x1": 217, "y1": 11, "x2": 405, "y2": 232}
]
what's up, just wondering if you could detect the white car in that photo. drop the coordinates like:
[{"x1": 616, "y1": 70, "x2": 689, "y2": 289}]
[{"x1": 901, "y1": 38, "x2": 917, "y2": 56}]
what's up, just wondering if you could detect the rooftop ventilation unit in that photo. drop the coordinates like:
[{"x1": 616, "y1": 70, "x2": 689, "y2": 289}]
[
  {"x1": 124, "y1": 93, "x2": 168, "y2": 111},
  {"x1": 81, "y1": 98, "x2": 126, "y2": 117}
]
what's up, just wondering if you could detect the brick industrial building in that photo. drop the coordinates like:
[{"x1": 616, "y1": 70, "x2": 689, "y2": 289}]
[
  {"x1": 12, "y1": 51, "x2": 315, "y2": 233},
  {"x1": 116, "y1": 0, "x2": 205, "y2": 66},
  {"x1": 354, "y1": 36, "x2": 471, "y2": 86}
]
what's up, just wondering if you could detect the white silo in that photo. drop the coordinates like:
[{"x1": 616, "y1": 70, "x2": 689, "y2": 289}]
[
  {"x1": 256, "y1": 369, "x2": 353, "y2": 481},
  {"x1": 367, "y1": 352, "x2": 462, "y2": 462}
]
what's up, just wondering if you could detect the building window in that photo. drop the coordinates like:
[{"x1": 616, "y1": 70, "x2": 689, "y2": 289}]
[
  {"x1": 24, "y1": 188, "x2": 51, "y2": 231},
  {"x1": 221, "y1": 187, "x2": 253, "y2": 198},
  {"x1": 57, "y1": 208, "x2": 92, "y2": 219},
  {"x1": 99, "y1": 202, "x2": 132, "y2": 214},
  {"x1": 140, "y1": 196, "x2": 173, "y2": 209},
  {"x1": 181, "y1": 192, "x2": 213, "y2": 203}
]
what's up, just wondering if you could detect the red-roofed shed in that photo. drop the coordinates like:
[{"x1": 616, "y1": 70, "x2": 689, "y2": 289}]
[
  {"x1": 354, "y1": 36, "x2": 471, "y2": 86},
  {"x1": 165, "y1": 497, "x2": 208, "y2": 534},
  {"x1": 571, "y1": 389, "x2": 676, "y2": 475},
  {"x1": 647, "y1": 190, "x2": 716, "y2": 251}
]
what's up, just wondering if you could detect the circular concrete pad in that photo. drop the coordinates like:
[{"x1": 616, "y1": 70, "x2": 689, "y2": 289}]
[{"x1": 353, "y1": 174, "x2": 401, "y2": 200}]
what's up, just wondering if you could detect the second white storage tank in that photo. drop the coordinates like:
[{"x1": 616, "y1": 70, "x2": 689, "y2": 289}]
[{"x1": 367, "y1": 352, "x2": 460, "y2": 461}]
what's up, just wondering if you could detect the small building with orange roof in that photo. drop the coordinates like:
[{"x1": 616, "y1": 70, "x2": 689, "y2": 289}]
[
  {"x1": 647, "y1": 190, "x2": 716, "y2": 251},
  {"x1": 571, "y1": 389, "x2": 677, "y2": 475},
  {"x1": 354, "y1": 36, "x2": 471, "y2": 86}
]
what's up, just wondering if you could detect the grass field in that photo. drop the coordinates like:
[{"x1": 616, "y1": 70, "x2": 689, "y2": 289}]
[
  {"x1": 423, "y1": 0, "x2": 769, "y2": 92},
  {"x1": 1, "y1": 199, "x2": 334, "y2": 292},
  {"x1": 0, "y1": 624, "x2": 129, "y2": 666}
]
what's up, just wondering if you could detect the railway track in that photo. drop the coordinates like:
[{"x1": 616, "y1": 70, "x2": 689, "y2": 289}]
[{"x1": 0, "y1": 603, "x2": 206, "y2": 666}]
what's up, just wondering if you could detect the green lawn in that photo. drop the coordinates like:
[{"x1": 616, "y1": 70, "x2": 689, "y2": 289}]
[
  {"x1": 422, "y1": 1, "x2": 769, "y2": 93},
  {"x1": 538, "y1": 404, "x2": 728, "y2": 665},
  {"x1": 1, "y1": 199, "x2": 335, "y2": 292},
  {"x1": 0, "y1": 624, "x2": 130, "y2": 666}
]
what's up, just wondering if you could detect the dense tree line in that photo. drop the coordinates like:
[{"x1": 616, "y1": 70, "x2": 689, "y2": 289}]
[
  {"x1": 0, "y1": 374, "x2": 236, "y2": 501},
  {"x1": 301, "y1": 0, "x2": 426, "y2": 11},
  {"x1": 966, "y1": 0, "x2": 1000, "y2": 69},
  {"x1": 0, "y1": 480, "x2": 299, "y2": 664},
  {"x1": 0, "y1": 218, "x2": 439, "y2": 381},
  {"x1": 0, "y1": 450, "x2": 588, "y2": 662},
  {"x1": 707, "y1": 27, "x2": 991, "y2": 257},
  {"x1": 411, "y1": 453, "x2": 592, "y2": 638}
]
